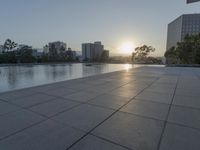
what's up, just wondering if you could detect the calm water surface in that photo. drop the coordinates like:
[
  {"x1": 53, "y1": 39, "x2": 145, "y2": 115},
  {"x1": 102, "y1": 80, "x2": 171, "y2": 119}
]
[{"x1": 0, "y1": 63, "x2": 134, "y2": 93}]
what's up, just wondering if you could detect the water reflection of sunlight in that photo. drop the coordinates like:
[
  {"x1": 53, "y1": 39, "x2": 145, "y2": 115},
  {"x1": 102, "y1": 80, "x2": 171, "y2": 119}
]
[{"x1": 124, "y1": 64, "x2": 132, "y2": 72}]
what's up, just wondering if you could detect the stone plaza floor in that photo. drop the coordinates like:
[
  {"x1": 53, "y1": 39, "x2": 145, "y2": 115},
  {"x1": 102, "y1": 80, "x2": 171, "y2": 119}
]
[{"x1": 0, "y1": 66, "x2": 200, "y2": 150}]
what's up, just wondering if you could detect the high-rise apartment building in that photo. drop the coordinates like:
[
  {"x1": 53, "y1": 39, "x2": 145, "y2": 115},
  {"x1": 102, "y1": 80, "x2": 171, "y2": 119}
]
[
  {"x1": 166, "y1": 14, "x2": 200, "y2": 50},
  {"x1": 82, "y1": 41, "x2": 104, "y2": 61}
]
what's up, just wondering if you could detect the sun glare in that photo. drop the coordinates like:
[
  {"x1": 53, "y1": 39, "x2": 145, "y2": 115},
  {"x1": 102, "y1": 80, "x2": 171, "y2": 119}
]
[
  {"x1": 119, "y1": 42, "x2": 135, "y2": 55},
  {"x1": 124, "y1": 64, "x2": 132, "y2": 72}
]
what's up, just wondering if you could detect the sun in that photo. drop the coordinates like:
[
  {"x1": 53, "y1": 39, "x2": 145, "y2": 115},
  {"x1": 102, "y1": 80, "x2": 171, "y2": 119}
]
[{"x1": 119, "y1": 42, "x2": 135, "y2": 55}]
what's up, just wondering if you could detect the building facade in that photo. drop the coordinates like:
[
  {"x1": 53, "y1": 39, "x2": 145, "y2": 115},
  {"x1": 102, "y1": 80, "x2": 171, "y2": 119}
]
[
  {"x1": 102, "y1": 50, "x2": 109, "y2": 60},
  {"x1": 66, "y1": 48, "x2": 77, "y2": 60},
  {"x1": 167, "y1": 14, "x2": 200, "y2": 50},
  {"x1": 49, "y1": 41, "x2": 67, "y2": 55},
  {"x1": 82, "y1": 41, "x2": 104, "y2": 61},
  {"x1": 94, "y1": 42, "x2": 104, "y2": 58}
]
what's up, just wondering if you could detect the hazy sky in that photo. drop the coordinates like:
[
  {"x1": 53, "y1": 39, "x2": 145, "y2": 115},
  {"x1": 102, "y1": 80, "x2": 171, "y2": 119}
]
[{"x1": 0, "y1": 0, "x2": 200, "y2": 56}]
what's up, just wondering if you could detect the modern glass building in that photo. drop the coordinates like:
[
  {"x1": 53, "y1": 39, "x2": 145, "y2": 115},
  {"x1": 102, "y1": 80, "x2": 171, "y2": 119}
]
[{"x1": 166, "y1": 14, "x2": 200, "y2": 50}]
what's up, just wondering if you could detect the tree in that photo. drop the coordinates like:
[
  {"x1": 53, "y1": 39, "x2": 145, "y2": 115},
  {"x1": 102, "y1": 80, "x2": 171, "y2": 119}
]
[
  {"x1": 165, "y1": 47, "x2": 179, "y2": 64},
  {"x1": 59, "y1": 46, "x2": 67, "y2": 61},
  {"x1": 131, "y1": 52, "x2": 136, "y2": 63},
  {"x1": 135, "y1": 45, "x2": 155, "y2": 58},
  {"x1": 0, "y1": 52, "x2": 17, "y2": 63},
  {"x1": 176, "y1": 34, "x2": 195, "y2": 64},
  {"x1": 165, "y1": 33, "x2": 200, "y2": 64},
  {"x1": 195, "y1": 34, "x2": 200, "y2": 63},
  {"x1": 132, "y1": 45, "x2": 155, "y2": 63},
  {"x1": 3, "y1": 39, "x2": 17, "y2": 52},
  {"x1": 49, "y1": 44, "x2": 58, "y2": 61},
  {"x1": 66, "y1": 48, "x2": 74, "y2": 61},
  {"x1": 18, "y1": 45, "x2": 36, "y2": 63}
]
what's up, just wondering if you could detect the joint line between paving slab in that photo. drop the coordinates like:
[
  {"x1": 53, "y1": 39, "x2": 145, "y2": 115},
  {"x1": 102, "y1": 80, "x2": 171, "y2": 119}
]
[
  {"x1": 0, "y1": 119, "x2": 48, "y2": 141},
  {"x1": 89, "y1": 134, "x2": 134, "y2": 150},
  {"x1": 40, "y1": 74, "x2": 144, "y2": 107},
  {"x1": 39, "y1": 74, "x2": 138, "y2": 103},
  {"x1": 0, "y1": 97, "x2": 85, "y2": 142},
  {"x1": 156, "y1": 71, "x2": 181, "y2": 150},
  {"x1": 0, "y1": 78, "x2": 142, "y2": 142},
  {"x1": 65, "y1": 77, "x2": 160, "y2": 150},
  {"x1": 0, "y1": 68, "x2": 146, "y2": 142}
]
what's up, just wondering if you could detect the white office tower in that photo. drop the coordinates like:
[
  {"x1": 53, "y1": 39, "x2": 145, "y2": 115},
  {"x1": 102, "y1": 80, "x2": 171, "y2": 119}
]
[{"x1": 82, "y1": 41, "x2": 104, "y2": 61}]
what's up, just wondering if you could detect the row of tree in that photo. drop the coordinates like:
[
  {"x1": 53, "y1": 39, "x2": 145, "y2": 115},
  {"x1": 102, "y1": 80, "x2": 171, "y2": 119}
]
[
  {"x1": 0, "y1": 39, "x2": 36, "y2": 63},
  {"x1": 165, "y1": 34, "x2": 200, "y2": 64},
  {"x1": 0, "y1": 39, "x2": 78, "y2": 64},
  {"x1": 0, "y1": 45, "x2": 36, "y2": 63}
]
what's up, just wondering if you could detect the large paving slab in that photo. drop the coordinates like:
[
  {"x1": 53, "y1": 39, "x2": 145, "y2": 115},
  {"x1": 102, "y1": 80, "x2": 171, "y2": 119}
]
[
  {"x1": 9, "y1": 93, "x2": 57, "y2": 108},
  {"x1": 29, "y1": 98, "x2": 80, "y2": 117},
  {"x1": 135, "y1": 91, "x2": 174, "y2": 104},
  {"x1": 145, "y1": 84, "x2": 175, "y2": 94},
  {"x1": 0, "y1": 120, "x2": 85, "y2": 150},
  {"x1": 159, "y1": 123, "x2": 200, "y2": 150},
  {"x1": 168, "y1": 105, "x2": 200, "y2": 129},
  {"x1": 0, "y1": 109, "x2": 45, "y2": 140},
  {"x1": 175, "y1": 88, "x2": 200, "y2": 97},
  {"x1": 69, "y1": 135, "x2": 128, "y2": 150},
  {"x1": 0, "y1": 101, "x2": 21, "y2": 116},
  {"x1": 173, "y1": 94, "x2": 200, "y2": 109},
  {"x1": 52, "y1": 104, "x2": 114, "y2": 132},
  {"x1": 87, "y1": 94, "x2": 131, "y2": 110},
  {"x1": 0, "y1": 89, "x2": 36, "y2": 101},
  {"x1": 93, "y1": 112, "x2": 164, "y2": 150},
  {"x1": 61, "y1": 91, "x2": 103, "y2": 102},
  {"x1": 120, "y1": 99, "x2": 170, "y2": 120},
  {"x1": 41, "y1": 87, "x2": 76, "y2": 97},
  {"x1": 119, "y1": 83, "x2": 148, "y2": 91},
  {"x1": 109, "y1": 88, "x2": 141, "y2": 99}
]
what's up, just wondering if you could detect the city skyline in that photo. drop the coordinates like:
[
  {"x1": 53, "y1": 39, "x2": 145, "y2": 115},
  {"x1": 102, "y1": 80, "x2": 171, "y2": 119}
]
[{"x1": 0, "y1": 0, "x2": 200, "y2": 56}]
